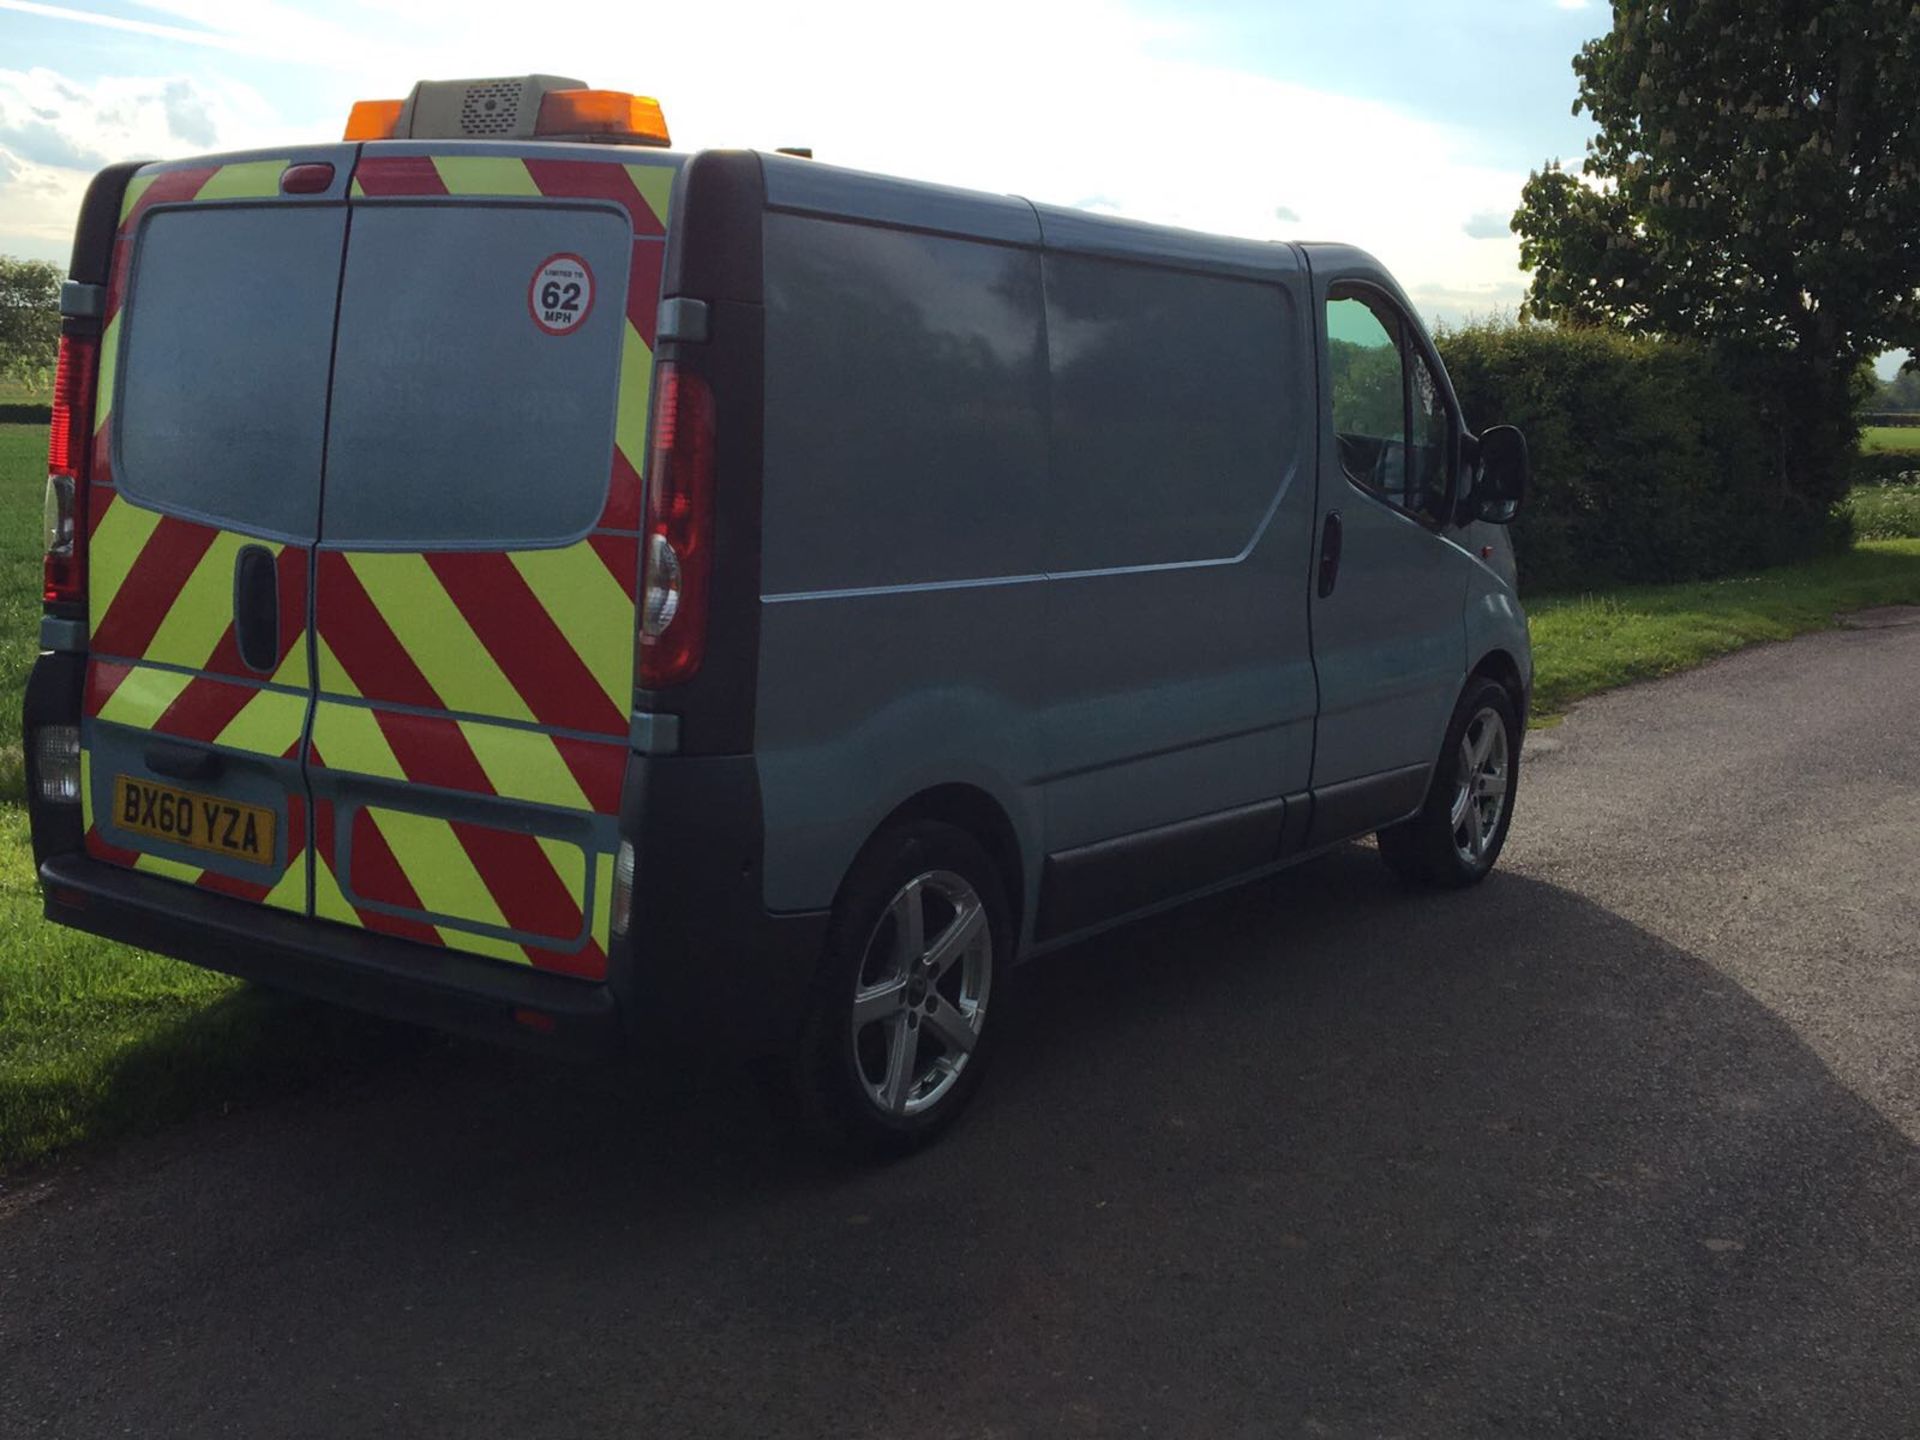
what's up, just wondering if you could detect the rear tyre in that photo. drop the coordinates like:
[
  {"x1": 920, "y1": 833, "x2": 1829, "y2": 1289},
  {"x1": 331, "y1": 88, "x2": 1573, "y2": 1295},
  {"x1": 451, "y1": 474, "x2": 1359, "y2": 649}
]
[
  {"x1": 787, "y1": 821, "x2": 1008, "y2": 1156},
  {"x1": 1377, "y1": 676, "x2": 1519, "y2": 888}
]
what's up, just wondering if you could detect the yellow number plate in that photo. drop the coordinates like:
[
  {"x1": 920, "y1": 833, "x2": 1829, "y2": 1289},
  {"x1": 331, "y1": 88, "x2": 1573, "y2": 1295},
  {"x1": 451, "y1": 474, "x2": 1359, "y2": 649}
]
[{"x1": 112, "y1": 775, "x2": 276, "y2": 864}]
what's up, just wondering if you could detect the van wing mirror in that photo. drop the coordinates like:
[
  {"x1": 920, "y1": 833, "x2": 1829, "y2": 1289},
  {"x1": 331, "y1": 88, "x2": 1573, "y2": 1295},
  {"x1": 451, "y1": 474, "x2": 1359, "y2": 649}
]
[{"x1": 1469, "y1": 424, "x2": 1529, "y2": 525}]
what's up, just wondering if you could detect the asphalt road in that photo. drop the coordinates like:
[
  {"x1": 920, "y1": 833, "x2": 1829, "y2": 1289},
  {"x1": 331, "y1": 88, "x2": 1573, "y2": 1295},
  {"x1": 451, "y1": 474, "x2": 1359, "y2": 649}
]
[{"x1": 4, "y1": 614, "x2": 1919, "y2": 1439}]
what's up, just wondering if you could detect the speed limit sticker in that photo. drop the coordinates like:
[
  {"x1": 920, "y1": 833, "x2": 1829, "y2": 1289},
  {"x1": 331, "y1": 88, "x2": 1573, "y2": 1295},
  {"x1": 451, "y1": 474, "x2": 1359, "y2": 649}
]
[{"x1": 529, "y1": 253, "x2": 595, "y2": 335}]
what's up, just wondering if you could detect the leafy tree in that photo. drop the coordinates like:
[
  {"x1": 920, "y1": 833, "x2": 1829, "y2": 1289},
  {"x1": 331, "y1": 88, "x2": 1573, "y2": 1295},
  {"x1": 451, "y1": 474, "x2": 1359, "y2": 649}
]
[
  {"x1": 0, "y1": 255, "x2": 62, "y2": 391},
  {"x1": 1512, "y1": 0, "x2": 1920, "y2": 524}
]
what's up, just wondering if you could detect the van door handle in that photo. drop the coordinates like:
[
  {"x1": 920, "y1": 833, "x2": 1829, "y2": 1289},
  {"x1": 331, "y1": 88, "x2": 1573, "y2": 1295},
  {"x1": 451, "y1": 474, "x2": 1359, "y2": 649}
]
[
  {"x1": 1317, "y1": 511, "x2": 1344, "y2": 598},
  {"x1": 233, "y1": 545, "x2": 280, "y2": 673}
]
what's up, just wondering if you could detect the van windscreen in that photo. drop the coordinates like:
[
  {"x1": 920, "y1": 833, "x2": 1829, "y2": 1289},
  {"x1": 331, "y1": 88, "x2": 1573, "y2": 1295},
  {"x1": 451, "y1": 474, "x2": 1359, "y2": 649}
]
[
  {"x1": 114, "y1": 205, "x2": 346, "y2": 540},
  {"x1": 320, "y1": 203, "x2": 631, "y2": 550}
]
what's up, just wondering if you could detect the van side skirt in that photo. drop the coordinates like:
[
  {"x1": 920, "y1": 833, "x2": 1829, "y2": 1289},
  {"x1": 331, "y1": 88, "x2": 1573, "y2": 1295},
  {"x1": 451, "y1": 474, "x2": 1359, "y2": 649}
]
[
  {"x1": 1033, "y1": 760, "x2": 1432, "y2": 945},
  {"x1": 1035, "y1": 796, "x2": 1292, "y2": 942},
  {"x1": 1303, "y1": 763, "x2": 1431, "y2": 848}
]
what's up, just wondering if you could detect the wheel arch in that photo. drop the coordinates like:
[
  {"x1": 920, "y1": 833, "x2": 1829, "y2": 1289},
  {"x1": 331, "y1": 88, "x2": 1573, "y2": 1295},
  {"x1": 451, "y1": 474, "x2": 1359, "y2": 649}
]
[
  {"x1": 1469, "y1": 647, "x2": 1528, "y2": 729},
  {"x1": 846, "y1": 784, "x2": 1029, "y2": 942}
]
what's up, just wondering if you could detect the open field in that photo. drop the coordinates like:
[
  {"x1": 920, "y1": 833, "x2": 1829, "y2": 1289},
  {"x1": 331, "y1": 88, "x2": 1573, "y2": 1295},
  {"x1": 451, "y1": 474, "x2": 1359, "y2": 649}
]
[
  {"x1": 2, "y1": 418, "x2": 1919, "y2": 1172},
  {"x1": 1862, "y1": 424, "x2": 1920, "y2": 454}
]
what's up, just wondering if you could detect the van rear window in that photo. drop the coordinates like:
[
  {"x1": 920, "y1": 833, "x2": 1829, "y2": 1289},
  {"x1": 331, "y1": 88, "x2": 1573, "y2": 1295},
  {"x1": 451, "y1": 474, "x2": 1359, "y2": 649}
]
[
  {"x1": 320, "y1": 203, "x2": 632, "y2": 550},
  {"x1": 114, "y1": 206, "x2": 345, "y2": 539}
]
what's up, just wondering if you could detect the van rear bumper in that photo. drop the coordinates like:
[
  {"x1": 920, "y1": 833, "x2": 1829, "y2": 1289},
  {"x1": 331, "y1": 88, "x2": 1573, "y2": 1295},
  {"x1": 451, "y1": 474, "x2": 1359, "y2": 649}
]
[{"x1": 38, "y1": 853, "x2": 621, "y2": 1061}]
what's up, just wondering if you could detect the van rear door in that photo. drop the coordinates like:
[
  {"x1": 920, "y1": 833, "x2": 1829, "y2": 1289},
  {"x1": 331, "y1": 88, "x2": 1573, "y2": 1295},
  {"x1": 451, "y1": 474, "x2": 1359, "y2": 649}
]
[
  {"x1": 81, "y1": 150, "x2": 353, "y2": 911},
  {"x1": 304, "y1": 149, "x2": 675, "y2": 978}
]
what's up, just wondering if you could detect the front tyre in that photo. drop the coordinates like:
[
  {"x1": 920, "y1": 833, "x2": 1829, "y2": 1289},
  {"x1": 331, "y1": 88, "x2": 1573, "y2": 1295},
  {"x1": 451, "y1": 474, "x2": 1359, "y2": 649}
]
[
  {"x1": 1377, "y1": 677, "x2": 1519, "y2": 888},
  {"x1": 789, "y1": 821, "x2": 1008, "y2": 1156}
]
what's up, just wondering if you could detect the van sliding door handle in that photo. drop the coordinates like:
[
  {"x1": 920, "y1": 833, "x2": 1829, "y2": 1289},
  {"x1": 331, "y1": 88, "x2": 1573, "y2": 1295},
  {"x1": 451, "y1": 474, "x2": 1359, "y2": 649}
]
[
  {"x1": 233, "y1": 545, "x2": 280, "y2": 673},
  {"x1": 1317, "y1": 511, "x2": 1344, "y2": 599}
]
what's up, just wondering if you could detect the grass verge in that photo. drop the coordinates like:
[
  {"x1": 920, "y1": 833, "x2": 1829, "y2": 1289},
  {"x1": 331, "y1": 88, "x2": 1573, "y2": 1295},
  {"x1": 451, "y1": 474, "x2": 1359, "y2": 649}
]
[
  {"x1": 0, "y1": 805, "x2": 425, "y2": 1172},
  {"x1": 1528, "y1": 539, "x2": 1920, "y2": 718},
  {"x1": 0, "y1": 423, "x2": 420, "y2": 1173},
  {"x1": 0, "y1": 425, "x2": 48, "y2": 800},
  {"x1": 2, "y1": 413, "x2": 1920, "y2": 1174}
]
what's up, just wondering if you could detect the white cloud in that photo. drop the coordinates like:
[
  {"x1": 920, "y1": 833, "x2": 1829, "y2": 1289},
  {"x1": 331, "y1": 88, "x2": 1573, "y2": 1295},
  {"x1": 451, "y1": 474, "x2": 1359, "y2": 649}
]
[
  {"x1": 0, "y1": 64, "x2": 305, "y2": 255},
  {"x1": 0, "y1": 0, "x2": 1533, "y2": 318}
]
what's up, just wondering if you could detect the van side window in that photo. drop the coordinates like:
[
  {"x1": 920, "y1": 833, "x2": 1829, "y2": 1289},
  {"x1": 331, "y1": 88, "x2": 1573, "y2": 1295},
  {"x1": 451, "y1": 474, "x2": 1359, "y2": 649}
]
[
  {"x1": 1326, "y1": 291, "x2": 1454, "y2": 527},
  {"x1": 1327, "y1": 295, "x2": 1405, "y2": 502}
]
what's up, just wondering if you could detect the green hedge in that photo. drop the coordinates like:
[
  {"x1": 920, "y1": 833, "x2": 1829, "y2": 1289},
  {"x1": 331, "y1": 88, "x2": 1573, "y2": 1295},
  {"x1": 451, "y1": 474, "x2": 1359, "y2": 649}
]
[
  {"x1": 1854, "y1": 451, "x2": 1920, "y2": 486},
  {"x1": 1435, "y1": 321, "x2": 1848, "y2": 593}
]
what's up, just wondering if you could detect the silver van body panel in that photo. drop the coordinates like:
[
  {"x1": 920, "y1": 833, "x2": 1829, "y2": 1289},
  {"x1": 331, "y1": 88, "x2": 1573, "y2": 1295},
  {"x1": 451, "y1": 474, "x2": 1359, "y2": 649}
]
[{"x1": 749, "y1": 174, "x2": 1527, "y2": 951}]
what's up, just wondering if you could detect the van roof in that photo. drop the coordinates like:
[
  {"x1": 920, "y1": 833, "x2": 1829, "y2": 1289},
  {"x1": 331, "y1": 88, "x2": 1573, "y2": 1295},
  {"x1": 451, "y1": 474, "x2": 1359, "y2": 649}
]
[
  {"x1": 756, "y1": 150, "x2": 1308, "y2": 283},
  {"x1": 125, "y1": 142, "x2": 1394, "y2": 290}
]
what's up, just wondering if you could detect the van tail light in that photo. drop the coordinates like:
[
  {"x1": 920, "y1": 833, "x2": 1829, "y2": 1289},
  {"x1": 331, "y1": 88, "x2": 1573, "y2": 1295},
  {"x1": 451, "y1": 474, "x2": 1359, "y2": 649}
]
[
  {"x1": 44, "y1": 332, "x2": 99, "y2": 607},
  {"x1": 637, "y1": 363, "x2": 715, "y2": 688}
]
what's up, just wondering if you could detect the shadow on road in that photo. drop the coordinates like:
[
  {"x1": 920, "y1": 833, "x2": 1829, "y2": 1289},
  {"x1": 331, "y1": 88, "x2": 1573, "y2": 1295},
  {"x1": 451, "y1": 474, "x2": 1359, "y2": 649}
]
[{"x1": 7, "y1": 846, "x2": 1918, "y2": 1438}]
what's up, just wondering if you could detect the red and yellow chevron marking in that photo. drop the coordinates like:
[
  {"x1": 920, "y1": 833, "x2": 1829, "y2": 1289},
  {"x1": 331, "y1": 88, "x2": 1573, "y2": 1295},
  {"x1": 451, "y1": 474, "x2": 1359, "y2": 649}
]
[
  {"x1": 305, "y1": 708, "x2": 619, "y2": 979},
  {"x1": 88, "y1": 507, "x2": 311, "y2": 686},
  {"x1": 316, "y1": 547, "x2": 634, "y2": 735},
  {"x1": 293, "y1": 150, "x2": 667, "y2": 977},
  {"x1": 310, "y1": 699, "x2": 624, "y2": 816},
  {"x1": 76, "y1": 150, "x2": 657, "y2": 978},
  {"x1": 309, "y1": 797, "x2": 612, "y2": 978}
]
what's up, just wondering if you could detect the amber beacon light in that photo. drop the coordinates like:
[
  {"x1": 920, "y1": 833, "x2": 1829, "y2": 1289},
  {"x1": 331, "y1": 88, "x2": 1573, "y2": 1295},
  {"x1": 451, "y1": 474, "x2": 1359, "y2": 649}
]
[
  {"x1": 341, "y1": 78, "x2": 670, "y2": 145},
  {"x1": 342, "y1": 98, "x2": 404, "y2": 140},
  {"x1": 536, "y1": 89, "x2": 670, "y2": 144}
]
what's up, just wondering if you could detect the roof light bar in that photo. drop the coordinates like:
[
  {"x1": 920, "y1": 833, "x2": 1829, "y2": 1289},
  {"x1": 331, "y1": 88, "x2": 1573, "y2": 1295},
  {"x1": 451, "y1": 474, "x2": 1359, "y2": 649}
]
[{"x1": 341, "y1": 77, "x2": 669, "y2": 146}]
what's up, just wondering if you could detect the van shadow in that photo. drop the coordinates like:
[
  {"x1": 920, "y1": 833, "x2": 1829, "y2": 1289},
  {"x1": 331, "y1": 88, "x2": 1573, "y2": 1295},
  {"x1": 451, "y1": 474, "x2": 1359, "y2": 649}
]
[{"x1": 28, "y1": 846, "x2": 1920, "y2": 1437}]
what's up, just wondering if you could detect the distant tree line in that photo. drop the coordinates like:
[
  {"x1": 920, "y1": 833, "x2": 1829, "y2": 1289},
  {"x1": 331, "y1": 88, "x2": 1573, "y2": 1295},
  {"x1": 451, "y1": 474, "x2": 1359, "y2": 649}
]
[{"x1": 1869, "y1": 369, "x2": 1920, "y2": 414}]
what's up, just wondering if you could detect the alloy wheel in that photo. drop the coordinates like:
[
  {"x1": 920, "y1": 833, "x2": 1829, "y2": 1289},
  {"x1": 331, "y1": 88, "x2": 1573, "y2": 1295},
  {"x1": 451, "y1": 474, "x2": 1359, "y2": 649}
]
[
  {"x1": 1450, "y1": 706, "x2": 1510, "y2": 866},
  {"x1": 849, "y1": 869, "x2": 992, "y2": 1117}
]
